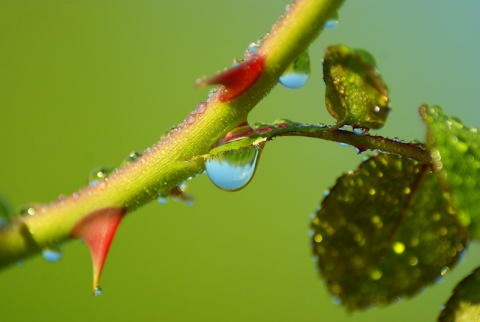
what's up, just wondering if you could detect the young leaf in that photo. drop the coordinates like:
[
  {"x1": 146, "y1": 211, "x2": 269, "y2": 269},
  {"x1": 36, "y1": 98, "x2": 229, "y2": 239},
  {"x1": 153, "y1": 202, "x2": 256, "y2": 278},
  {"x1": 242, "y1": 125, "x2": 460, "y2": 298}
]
[
  {"x1": 323, "y1": 45, "x2": 390, "y2": 130},
  {"x1": 311, "y1": 154, "x2": 469, "y2": 311},
  {"x1": 439, "y1": 266, "x2": 480, "y2": 322},
  {"x1": 420, "y1": 105, "x2": 480, "y2": 239}
]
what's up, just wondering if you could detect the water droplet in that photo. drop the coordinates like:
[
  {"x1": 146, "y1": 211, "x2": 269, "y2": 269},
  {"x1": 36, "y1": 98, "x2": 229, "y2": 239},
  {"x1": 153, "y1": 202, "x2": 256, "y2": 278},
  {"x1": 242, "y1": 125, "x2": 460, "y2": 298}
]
[
  {"x1": 157, "y1": 197, "x2": 168, "y2": 204},
  {"x1": 121, "y1": 150, "x2": 142, "y2": 166},
  {"x1": 185, "y1": 112, "x2": 196, "y2": 125},
  {"x1": 88, "y1": 166, "x2": 114, "y2": 186},
  {"x1": 409, "y1": 257, "x2": 418, "y2": 266},
  {"x1": 370, "y1": 269, "x2": 383, "y2": 280},
  {"x1": 42, "y1": 247, "x2": 62, "y2": 263},
  {"x1": 205, "y1": 146, "x2": 260, "y2": 191},
  {"x1": 195, "y1": 102, "x2": 207, "y2": 114},
  {"x1": 324, "y1": 19, "x2": 338, "y2": 29},
  {"x1": 324, "y1": 11, "x2": 339, "y2": 29},
  {"x1": 231, "y1": 58, "x2": 242, "y2": 67},
  {"x1": 94, "y1": 285, "x2": 103, "y2": 296},
  {"x1": 19, "y1": 204, "x2": 38, "y2": 216},
  {"x1": 440, "y1": 266, "x2": 450, "y2": 276},
  {"x1": 279, "y1": 50, "x2": 310, "y2": 89},
  {"x1": 244, "y1": 39, "x2": 263, "y2": 58},
  {"x1": 353, "y1": 127, "x2": 368, "y2": 135},
  {"x1": 392, "y1": 242, "x2": 405, "y2": 254},
  {"x1": 333, "y1": 297, "x2": 342, "y2": 305},
  {"x1": 207, "y1": 88, "x2": 217, "y2": 99},
  {"x1": 178, "y1": 182, "x2": 187, "y2": 192},
  {"x1": 314, "y1": 234, "x2": 323, "y2": 243}
]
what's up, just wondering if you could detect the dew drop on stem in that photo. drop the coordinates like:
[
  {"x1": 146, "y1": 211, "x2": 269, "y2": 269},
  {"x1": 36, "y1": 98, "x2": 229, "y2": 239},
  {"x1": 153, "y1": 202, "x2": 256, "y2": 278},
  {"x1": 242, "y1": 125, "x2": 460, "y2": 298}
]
[
  {"x1": 88, "y1": 166, "x2": 114, "y2": 186},
  {"x1": 121, "y1": 151, "x2": 143, "y2": 166}
]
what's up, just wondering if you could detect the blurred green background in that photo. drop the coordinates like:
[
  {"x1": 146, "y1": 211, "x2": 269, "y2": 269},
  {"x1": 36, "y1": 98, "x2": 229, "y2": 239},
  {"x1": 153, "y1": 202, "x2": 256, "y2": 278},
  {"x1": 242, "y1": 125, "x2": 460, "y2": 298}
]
[{"x1": 1, "y1": 1, "x2": 480, "y2": 321}]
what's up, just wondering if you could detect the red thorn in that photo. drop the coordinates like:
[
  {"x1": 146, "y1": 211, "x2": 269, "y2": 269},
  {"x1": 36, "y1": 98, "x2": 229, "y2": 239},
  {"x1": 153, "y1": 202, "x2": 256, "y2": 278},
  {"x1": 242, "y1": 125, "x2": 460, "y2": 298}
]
[
  {"x1": 196, "y1": 56, "x2": 265, "y2": 102},
  {"x1": 70, "y1": 207, "x2": 126, "y2": 295}
]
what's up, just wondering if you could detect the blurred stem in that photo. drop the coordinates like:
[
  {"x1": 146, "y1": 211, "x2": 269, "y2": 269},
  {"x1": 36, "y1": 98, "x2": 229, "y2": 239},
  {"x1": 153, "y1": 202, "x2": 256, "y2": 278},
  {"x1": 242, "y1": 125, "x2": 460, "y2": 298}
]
[{"x1": 0, "y1": 0, "x2": 345, "y2": 268}]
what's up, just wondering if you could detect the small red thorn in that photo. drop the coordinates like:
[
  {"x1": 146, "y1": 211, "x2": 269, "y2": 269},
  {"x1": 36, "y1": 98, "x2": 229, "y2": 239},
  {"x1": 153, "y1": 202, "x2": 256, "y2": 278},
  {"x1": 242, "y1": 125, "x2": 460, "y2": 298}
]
[
  {"x1": 196, "y1": 56, "x2": 265, "y2": 102},
  {"x1": 70, "y1": 207, "x2": 126, "y2": 295}
]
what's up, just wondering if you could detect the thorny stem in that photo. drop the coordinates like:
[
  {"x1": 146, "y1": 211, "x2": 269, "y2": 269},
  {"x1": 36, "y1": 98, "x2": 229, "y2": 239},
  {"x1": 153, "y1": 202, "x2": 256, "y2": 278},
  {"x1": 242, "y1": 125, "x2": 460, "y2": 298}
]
[{"x1": 0, "y1": 0, "x2": 346, "y2": 268}]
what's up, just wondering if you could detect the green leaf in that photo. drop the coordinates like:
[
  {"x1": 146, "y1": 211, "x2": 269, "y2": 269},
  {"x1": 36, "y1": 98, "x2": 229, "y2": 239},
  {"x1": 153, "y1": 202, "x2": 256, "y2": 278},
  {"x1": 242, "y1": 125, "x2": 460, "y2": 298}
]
[
  {"x1": 322, "y1": 44, "x2": 390, "y2": 130},
  {"x1": 311, "y1": 154, "x2": 469, "y2": 311},
  {"x1": 420, "y1": 105, "x2": 480, "y2": 239},
  {"x1": 439, "y1": 266, "x2": 480, "y2": 322}
]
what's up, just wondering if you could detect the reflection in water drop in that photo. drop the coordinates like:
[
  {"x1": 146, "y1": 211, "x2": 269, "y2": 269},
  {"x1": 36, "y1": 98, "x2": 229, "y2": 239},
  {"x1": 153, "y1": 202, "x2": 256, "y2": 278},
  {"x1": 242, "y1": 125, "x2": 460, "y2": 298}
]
[
  {"x1": 324, "y1": 19, "x2": 338, "y2": 29},
  {"x1": 121, "y1": 151, "x2": 142, "y2": 166},
  {"x1": 206, "y1": 146, "x2": 260, "y2": 191},
  {"x1": 440, "y1": 266, "x2": 450, "y2": 276},
  {"x1": 19, "y1": 205, "x2": 37, "y2": 216},
  {"x1": 279, "y1": 50, "x2": 310, "y2": 89},
  {"x1": 42, "y1": 248, "x2": 62, "y2": 263},
  {"x1": 94, "y1": 285, "x2": 103, "y2": 296},
  {"x1": 157, "y1": 197, "x2": 168, "y2": 204},
  {"x1": 88, "y1": 166, "x2": 114, "y2": 186},
  {"x1": 324, "y1": 10, "x2": 339, "y2": 30}
]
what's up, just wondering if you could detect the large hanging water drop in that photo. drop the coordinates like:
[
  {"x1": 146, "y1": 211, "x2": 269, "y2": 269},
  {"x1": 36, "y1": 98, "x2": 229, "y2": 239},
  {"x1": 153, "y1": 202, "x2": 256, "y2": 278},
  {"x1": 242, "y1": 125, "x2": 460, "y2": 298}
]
[
  {"x1": 279, "y1": 50, "x2": 310, "y2": 89},
  {"x1": 205, "y1": 146, "x2": 260, "y2": 191}
]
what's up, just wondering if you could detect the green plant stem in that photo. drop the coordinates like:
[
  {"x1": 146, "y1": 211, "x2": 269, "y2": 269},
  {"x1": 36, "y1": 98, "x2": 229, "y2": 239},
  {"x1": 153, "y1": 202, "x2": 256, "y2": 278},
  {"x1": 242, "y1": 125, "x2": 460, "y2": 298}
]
[
  {"x1": 0, "y1": 0, "x2": 346, "y2": 268},
  {"x1": 256, "y1": 123, "x2": 431, "y2": 164}
]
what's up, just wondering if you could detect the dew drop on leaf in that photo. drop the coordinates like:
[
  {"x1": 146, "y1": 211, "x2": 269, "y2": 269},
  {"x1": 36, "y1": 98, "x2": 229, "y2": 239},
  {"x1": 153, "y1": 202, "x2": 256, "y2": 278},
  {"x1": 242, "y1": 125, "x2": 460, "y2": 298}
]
[
  {"x1": 42, "y1": 247, "x2": 62, "y2": 263},
  {"x1": 279, "y1": 50, "x2": 310, "y2": 89},
  {"x1": 205, "y1": 146, "x2": 260, "y2": 191}
]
